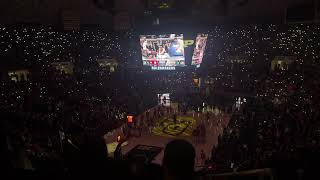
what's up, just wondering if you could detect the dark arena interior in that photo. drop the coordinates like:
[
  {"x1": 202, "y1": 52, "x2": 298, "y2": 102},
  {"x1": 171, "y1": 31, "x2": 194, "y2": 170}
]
[{"x1": 1, "y1": 0, "x2": 320, "y2": 180}]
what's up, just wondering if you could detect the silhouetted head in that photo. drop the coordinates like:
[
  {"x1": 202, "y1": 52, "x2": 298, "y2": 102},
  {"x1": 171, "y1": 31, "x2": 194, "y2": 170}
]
[{"x1": 163, "y1": 139, "x2": 195, "y2": 180}]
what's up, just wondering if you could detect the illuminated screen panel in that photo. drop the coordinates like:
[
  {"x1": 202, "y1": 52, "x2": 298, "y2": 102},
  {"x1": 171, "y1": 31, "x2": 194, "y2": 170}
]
[
  {"x1": 158, "y1": 93, "x2": 170, "y2": 107},
  {"x1": 191, "y1": 34, "x2": 208, "y2": 66},
  {"x1": 140, "y1": 34, "x2": 185, "y2": 69}
]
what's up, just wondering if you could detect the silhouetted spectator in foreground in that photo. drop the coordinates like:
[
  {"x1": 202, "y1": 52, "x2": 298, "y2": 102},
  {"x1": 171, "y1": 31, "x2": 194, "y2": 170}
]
[{"x1": 163, "y1": 139, "x2": 195, "y2": 180}]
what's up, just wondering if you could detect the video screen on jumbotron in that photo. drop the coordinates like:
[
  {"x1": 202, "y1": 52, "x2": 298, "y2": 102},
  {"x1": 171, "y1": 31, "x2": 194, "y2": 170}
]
[
  {"x1": 140, "y1": 34, "x2": 185, "y2": 69},
  {"x1": 191, "y1": 34, "x2": 208, "y2": 66}
]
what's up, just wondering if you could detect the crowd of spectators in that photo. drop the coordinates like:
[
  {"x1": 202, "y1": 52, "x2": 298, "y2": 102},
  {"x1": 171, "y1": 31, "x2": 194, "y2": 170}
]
[
  {"x1": 0, "y1": 65, "x2": 158, "y2": 172},
  {"x1": 0, "y1": 69, "x2": 128, "y2": 169},
  {"x1": 1, "y1": 23, "x2": 320, "y2": 179},
  {"x1": 210, "y1": 62, "x2": 320, "y2": 176}
]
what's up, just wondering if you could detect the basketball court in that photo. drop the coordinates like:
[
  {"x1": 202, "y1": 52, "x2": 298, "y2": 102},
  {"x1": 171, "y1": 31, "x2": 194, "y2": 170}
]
[{"x1": 122, "y1": 112, "x2": 230, "y2": 168}]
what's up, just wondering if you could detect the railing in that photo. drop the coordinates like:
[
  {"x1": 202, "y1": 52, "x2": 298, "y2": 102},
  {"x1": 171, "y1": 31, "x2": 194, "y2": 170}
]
[{"x1": 198, "y1": 168, "x2": 275, "y2": 180}]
